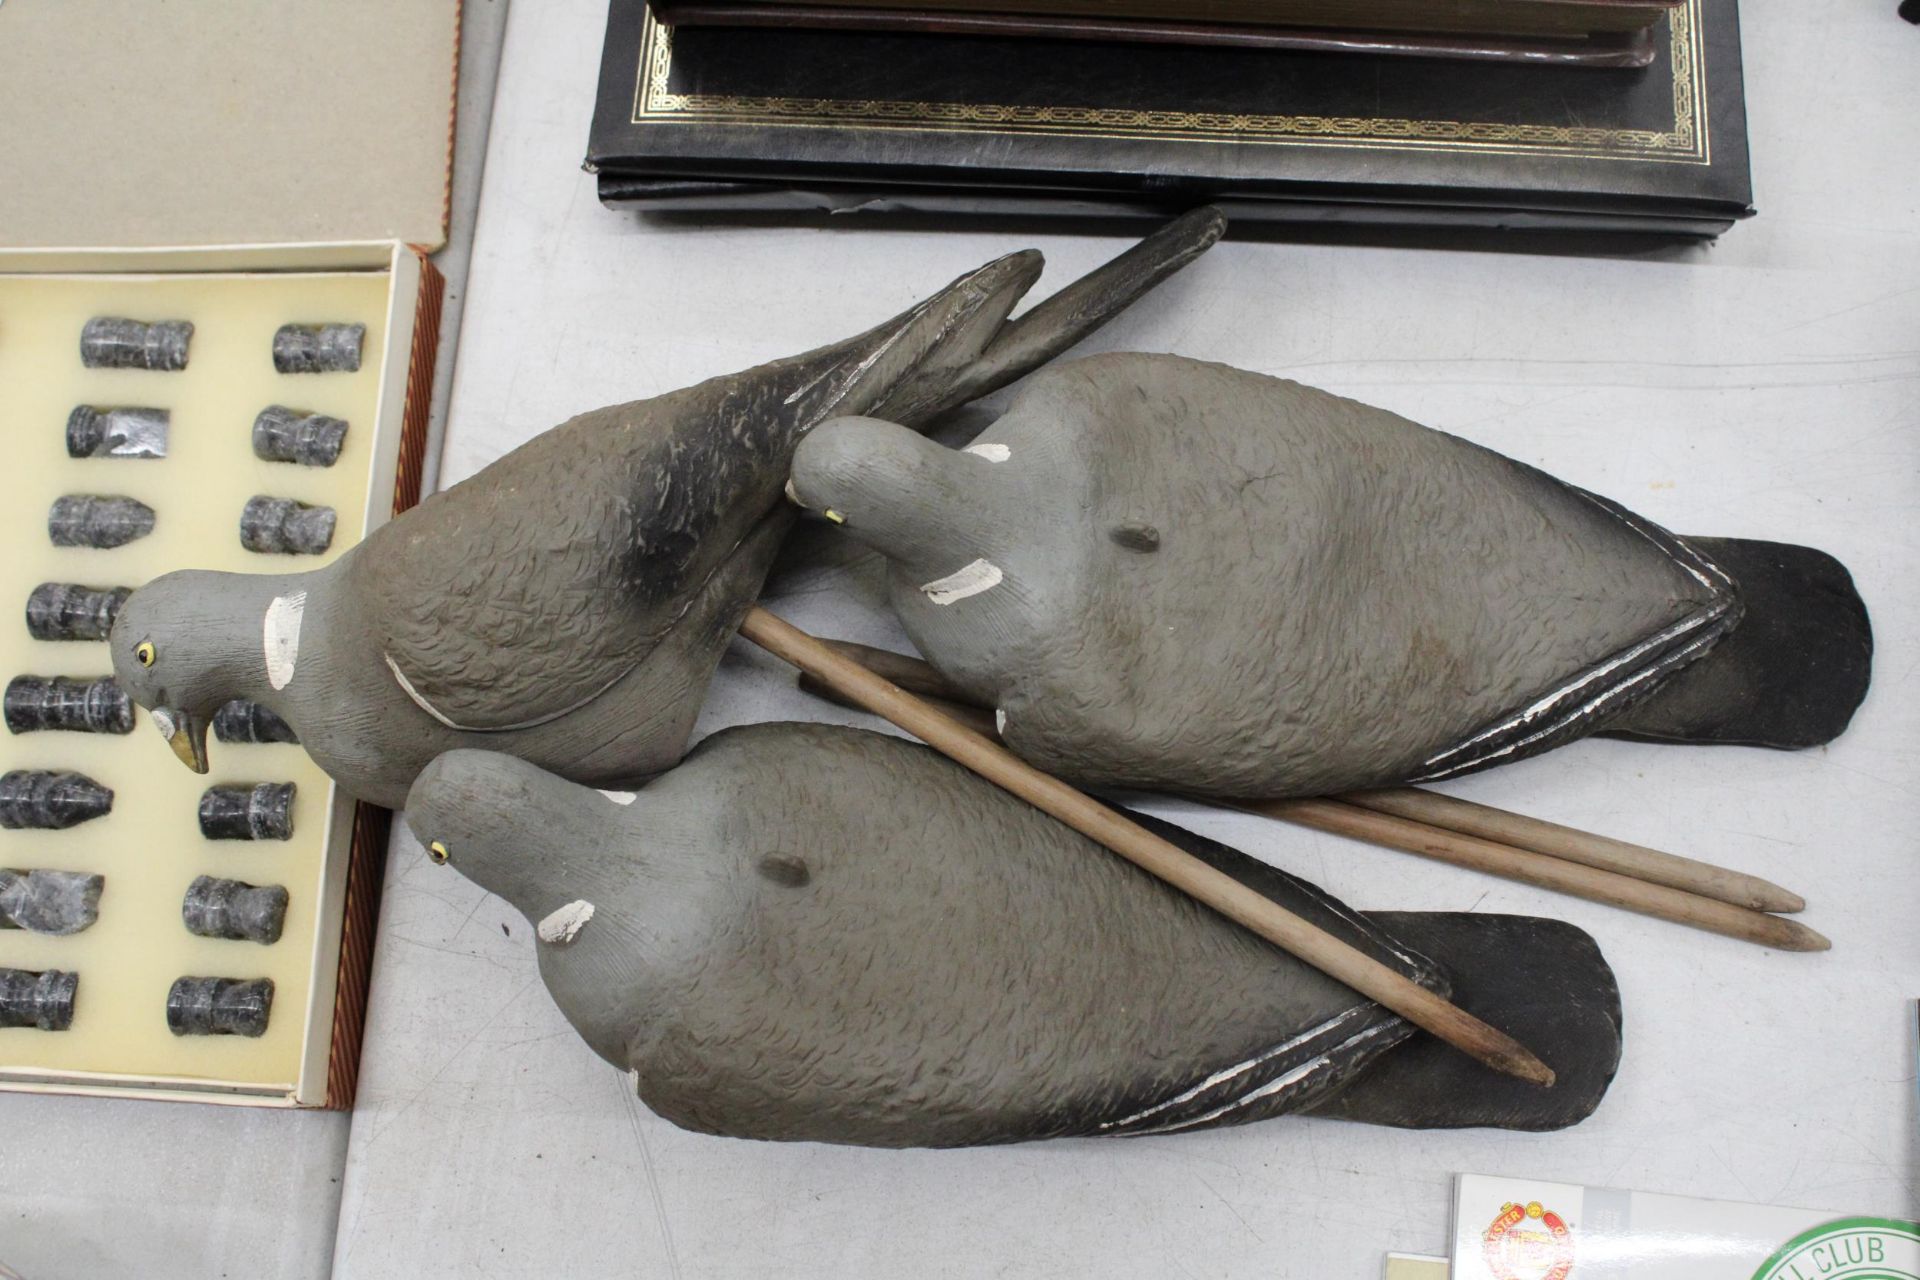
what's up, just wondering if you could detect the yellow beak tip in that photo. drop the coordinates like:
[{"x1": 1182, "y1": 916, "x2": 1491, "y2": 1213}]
[{"x1": 162, "y1": 720, "x2": 210, "y2": 773}]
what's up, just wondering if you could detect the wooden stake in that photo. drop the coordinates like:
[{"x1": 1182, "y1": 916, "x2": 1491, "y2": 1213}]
[
  {"x1": 1257, "y1": 798, "x2": 1830, "y2": 952},
  {"x1": 797, "y1": 641, "x2": 1814, "y2": 930},
  {"x1": 798, "y1": 671, "x2": 1000, "y2": 738},
  {"x1": 815, "y1": 639, "x2": 961, "y2": 701},
  {"x1": 1334, "y1": 787, "x2": 1804, "y2": 915},
  {"x1": 741, "y1": 606, "x2": 1558, "y2": 1089}
]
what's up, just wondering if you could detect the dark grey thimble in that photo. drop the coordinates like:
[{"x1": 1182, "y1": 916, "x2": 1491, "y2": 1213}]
[
  {"x1": 0, "y1": 869, "x2": 104, "y2": 936},
  {"x1": 166, "y1": 976, "x2": 273, "y2": 1037},
  {"x1": 212, "y1": 699, "x2": 300, "y2": 745},
  {"x1": 67, "y1": 406, "x2": 169, "y2": 459},
  {"x1": 0, "y1": 968, "x2": 78, "y2": 1030},
  {"x1": 252, "y1": 406, "x2": 348, "y2": 467},
  {"x1": 198, "y1": 782, "x2": 296, "y2": 841},
  {"x1": 26, "y1": 583, "x2": 132, "y2": 642},
  {"x1": 80, "y1": 317, "x2": 193, "y2": 371},
  {"x1": 272, "y1": 323, "x2": 364, "y2": 374},
  {"x1": 182, "y1": 876, "x2": 288, "y2": 945},
  {"x1": 0, "y1": 770, "x2": 113, "y2": 830},
  {"x1": 47, "y1": 495, "x2": 156, "y2": 548},
  {"x1": 240, "y1": 496, "x2": 336, "y2": 555},
  {"x1": 4, "y1": 676, "x2": 134, "y2": 735}
]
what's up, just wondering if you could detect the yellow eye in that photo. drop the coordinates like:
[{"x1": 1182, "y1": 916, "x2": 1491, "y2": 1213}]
[
  {"x1": 427, "y1": 840, "x2": 450, "y2": 865},
  {"x1": 135, "y1": 641, "x2": 156, "y2": 667}
]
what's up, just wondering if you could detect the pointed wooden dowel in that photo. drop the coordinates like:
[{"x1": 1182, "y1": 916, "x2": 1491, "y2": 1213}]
[
  {"x1": 1255, "y1": 798, "x2": 1829, "y2": 953},
  {"x1": 741, "y1": 606, "x2": 1557, "y2": 1089},
  {"x1": 799, "y1": 641, "x2": 1813, "y2": 927},
  {"x1": 1333, "y1": 787, "x2": 1804, "y2": 914}
]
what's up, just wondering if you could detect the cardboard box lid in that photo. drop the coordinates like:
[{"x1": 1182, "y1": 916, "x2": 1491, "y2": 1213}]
[{"x1": 0, "y1": 1, "x2": 459, "y2": 253}]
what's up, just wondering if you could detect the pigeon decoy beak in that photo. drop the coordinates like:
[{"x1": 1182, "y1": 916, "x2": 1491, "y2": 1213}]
[{"x1": 150, "y1": 707, "x2": 210, "y2": 774}]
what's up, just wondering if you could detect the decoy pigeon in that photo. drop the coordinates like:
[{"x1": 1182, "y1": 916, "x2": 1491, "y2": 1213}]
[
  {"x1": 787, "y1": 353, "x2": 1873, "y2": 799},
  {"x1": 404, "y1": 723, "x2": 1623, "y2": 1148},
  {"x1": 109, "y1": 211, "x2": 1227, "y2": 808}
]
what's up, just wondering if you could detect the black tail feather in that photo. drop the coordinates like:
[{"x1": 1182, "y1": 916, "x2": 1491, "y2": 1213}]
[
  {"x1": 1601, "y1": 537, "x2": 1873, "y2": 749},
  {"x1": 1304, "y1": 912, "x2": 1624, "y2": 1133}
]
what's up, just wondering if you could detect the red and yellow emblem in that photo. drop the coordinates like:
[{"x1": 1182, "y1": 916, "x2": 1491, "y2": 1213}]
[{"x1": 1482, "y1": 1200, "x2": 1575, "y2": 1280}]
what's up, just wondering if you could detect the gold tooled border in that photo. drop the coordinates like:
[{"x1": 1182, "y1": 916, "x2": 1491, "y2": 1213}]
[{"x1": 632, "y1": 2, "x2": 1709, "y2": 166}]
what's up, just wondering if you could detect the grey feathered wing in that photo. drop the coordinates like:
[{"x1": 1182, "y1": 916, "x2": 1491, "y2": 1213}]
[
  {"x1": 1408, "y1": 486, "x2": 1741, "y2": 782},
  {"x1": 363, "y1": 209, "x2": 1228, "y2": 731}
]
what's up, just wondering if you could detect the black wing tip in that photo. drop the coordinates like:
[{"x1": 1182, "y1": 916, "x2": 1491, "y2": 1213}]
[
  {"x1": 971, "y1": 247, "x2": 1047, "y2": 291},
  {"x1": 1172, "y1": 204, "x2": 1230, "y2": 248},
  {"x1": 1601, "y1": 536, "x2": 1873, "y2": 749},
  {"x1": 970, "y1": 207, "x2": 1224, "y2": 291}
]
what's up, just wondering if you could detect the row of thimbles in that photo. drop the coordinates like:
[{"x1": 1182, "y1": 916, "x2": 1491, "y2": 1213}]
[
  {"x1": 65, "y1": 404, "x2": 350, "y2": 468},
  {"x1": 20, "y1": 583, "x2": 296, "y2": 737},
  {"x1": 17, "y1": 583, "x2": 301, "y2": 738},
  {"x1": 80, "y1": 316, "x2": 364, "y2": 375},
  {"x1": 0, "y1": 772, "x2": 296, "y2": 839},
  {"x1": 40, "y1": 490, "x2": 337, "y2": 555},
  {"x1": 4, "y1": 675, "x2": 302, "y2": 743},
  {"x1": 1, "y1": 870, "x2": 285, "y2": 943},
  {"x1": 0, "y1": 784, "x2": 293, "y2": 1037},
  {"x1": 0, "y1": 971, "x2": 278, "y2": 1037}
]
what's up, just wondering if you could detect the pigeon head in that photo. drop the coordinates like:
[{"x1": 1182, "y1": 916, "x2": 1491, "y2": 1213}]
[
  {"x1": 111, "y1": 568, "x2": 304, "y2": 775},
  {"x1": 790, "y1": 415, "x2": 1008, "y2": 576},
  {"x1": 405, "y1": 750, "x2": 632, "y2": 930}
]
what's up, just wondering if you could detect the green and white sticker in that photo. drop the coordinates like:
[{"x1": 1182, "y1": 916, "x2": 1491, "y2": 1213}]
[{"x1": 1752, "y1": 1217, "x2": 1920, "y2": 1280}]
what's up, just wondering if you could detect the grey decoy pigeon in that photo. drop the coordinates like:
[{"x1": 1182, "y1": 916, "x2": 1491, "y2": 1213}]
[
  {"x1": 107, "y1": 211, "x2": 1227, "y2": 809},
  {"x1": 404, "y1": 723, "x2": 1623, "y2": 1148},
  {"x1": 787, "y1": 353, "x2": 1872, "y2": 800}
]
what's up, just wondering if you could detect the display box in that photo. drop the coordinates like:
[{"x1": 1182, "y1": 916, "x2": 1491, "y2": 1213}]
[
  {"x1": 589, "y1": 0, "x2": 1754, "y2": 236},
  {"x1": 0, "y1": 3, "x2": 461, "y2": 1107}
]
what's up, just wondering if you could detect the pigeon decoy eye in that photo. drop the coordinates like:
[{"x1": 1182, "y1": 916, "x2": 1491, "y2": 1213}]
[
  {"x1": 427, "y1": 840, "x2": 450, "y2": 865},
  {"x1": 135, "y1": 641, "x2": 156, "y2": 667}
]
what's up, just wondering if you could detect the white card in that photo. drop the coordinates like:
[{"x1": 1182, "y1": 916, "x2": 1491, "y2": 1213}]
[{"x1": 1451, "y1": 1173, "x2": 1919, "y2": 1280}]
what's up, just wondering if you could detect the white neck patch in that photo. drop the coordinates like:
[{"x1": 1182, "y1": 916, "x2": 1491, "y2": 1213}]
[
  {"x1": 537, "y1": 899, "x2": 595, "y2": 945},
  {"x1": 920, "y1": 558, "x2": 1003, "y2": 606},
  {"x1": 962, "y1": 442, "x2": 1012, "y2": 463},
  {"x1": 263, "y1": 593, "x2": 308, "y2": 692}
]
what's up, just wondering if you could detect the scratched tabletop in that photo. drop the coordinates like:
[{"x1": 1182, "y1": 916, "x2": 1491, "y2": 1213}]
[{"x1": 14, "y1": 0, "x2": 1919, "y2": 1275}]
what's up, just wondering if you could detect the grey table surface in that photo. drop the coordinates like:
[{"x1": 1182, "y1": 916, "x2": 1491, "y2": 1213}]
[{"x1": 14, "y1": 0, "x2": 1920, "y2": 1276}]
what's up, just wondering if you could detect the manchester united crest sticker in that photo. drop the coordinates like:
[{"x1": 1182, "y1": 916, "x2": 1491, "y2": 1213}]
[{"x1": 1483, "y1": 1200, "x2": 1575, "y2": 1280}]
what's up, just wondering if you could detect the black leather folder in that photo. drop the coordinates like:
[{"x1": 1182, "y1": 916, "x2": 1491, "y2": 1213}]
[{"x1": 587, "y1": 0, "x2": 1754, "y2": 236}]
